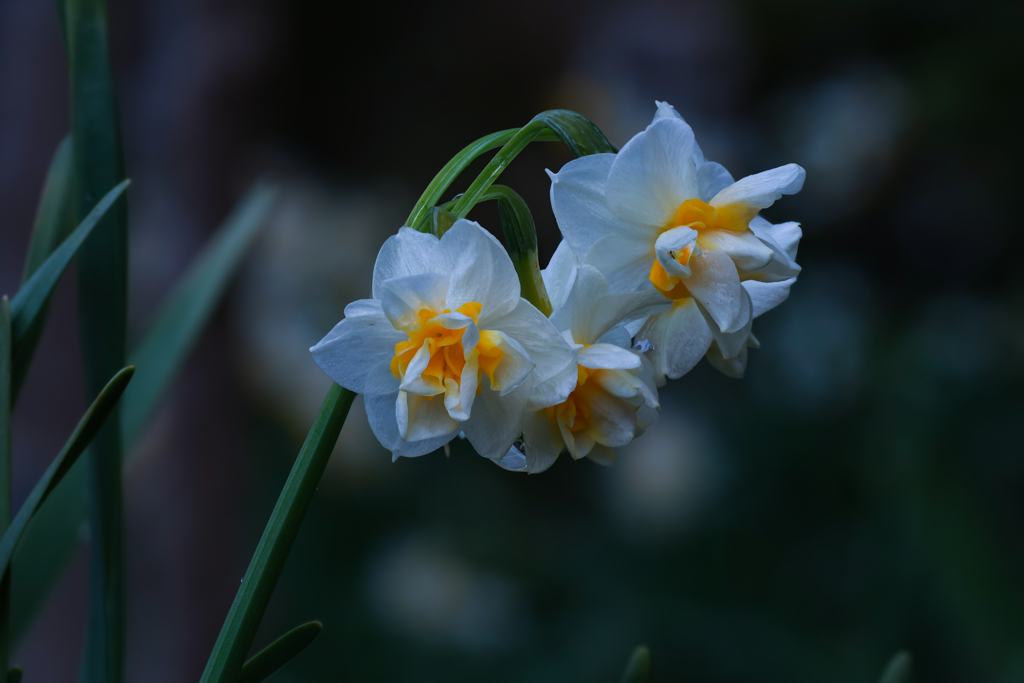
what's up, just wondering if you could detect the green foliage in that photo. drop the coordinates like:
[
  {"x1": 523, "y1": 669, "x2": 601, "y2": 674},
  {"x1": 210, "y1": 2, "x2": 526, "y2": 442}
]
[
  {"x1": 879, "y1": 651, "x2": 911, "y2": 683},
  {"x1": 22, "y1": 136, "x2": 74, "y2": 284},
  {"x1": 236, "y1": 621, "x2": 323, "y2": 683},
  {"x1": 199, "y1": 384, "x2": 354, "y2": 683},
  {"x1": 9, "y1": 181, "x2": 275, "y2": 647},
  {"x1": 0, "y1": 368, "x2": 134, "y2": 585},
  {"x1": 477, "y1": 184, "x2": 552, "y2": 316},
  {"x1": 5, "y1": 667, "x2": 20, "y2": 683},
  {"x1": 0, "y1": 298, "x2": 11, "y2": 675},
  {"x1": 9, "y1": 180, "x2": 129, "y2": 402},
  {"x1": 621, "y1": 646, "x2": 652, "y2": 683}
]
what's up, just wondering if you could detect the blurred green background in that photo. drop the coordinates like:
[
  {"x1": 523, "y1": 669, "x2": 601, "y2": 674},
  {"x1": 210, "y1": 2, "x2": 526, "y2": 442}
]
[{"x1": 1, "y1": 0, "x2": 1021, "y2": 680}]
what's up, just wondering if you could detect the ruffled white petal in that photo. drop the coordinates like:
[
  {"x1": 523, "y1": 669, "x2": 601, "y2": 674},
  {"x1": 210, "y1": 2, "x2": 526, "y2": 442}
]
[
  {"x1": 541, "y1": 240, "x2": 579, "y2": 311},
  {"x1": 751, "y1": 216, "x2": 801, "y2": 262},
  {"x1": 490, "y1": 331, "x2": 535, "y2": 396},
  {"x1": 578, "y1": 343, "x2": 641, "y2": 370},
  {"x1": 377, "y1": 272, "x2": 449, "y2": 327},
  {"x1": 636, "y1": 298, "x2": 714, "y2": 385},
  {"x1": 586, "y1": 444, "x2": 618, "y2": 467},
  {"x1": 439, "y1": 220, "x2": 520, "y2": 320},
  {"x1": 683, "y1": 249, "x2": 746, "y2": 333},
  {"x1": 486, "y1": 299, "x2": 574, "y2": 386},
  {"x1": 710, "y1": 163, "x2": 806, "y2": 213},
  {"x1": 698, "y1": 229, "x2": 774, "y2": 272},
  {"x1": 462, "y1": 378, "x2": 531, "y2": 462},
  {"x1": 655, "y1": 226, "x2": 701, "y2": 279},
  {"x1": 696, "y1": 288, "x2": 753, "y2": 360},
  {"x1": 606, "y1": 117, "x2": 700, "y2": 229},
  {"x1": 583, "y1": 391, "x2": 638, "y2": 448},
  {"x1": 364, "y1": 392, "x2": 458, "y2": 459},
  {"x1": 397, "y1": 343, "x2": 439, "y2": 395},
  {"x1": 521, "y1": 410, "x2": 564, "y2": 474},
  {"x1": 743, "y1": 278, "x2": 795, "y2": 318},
  {"x1": 372, "y1": 228, "x2": 441, "y2": 300},
  {"x1": 310, "y1": 299, "x2": 405, "y2": 396},
  {"x1": 697, "y1": 161, "x2": 735, "y2": 202},
  {"x1": 527, "y1": 356, "x2": 578, "y2": 411}
]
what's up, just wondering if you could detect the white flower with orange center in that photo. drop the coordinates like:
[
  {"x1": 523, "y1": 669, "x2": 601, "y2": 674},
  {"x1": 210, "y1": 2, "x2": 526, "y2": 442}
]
[
  {"x1": 311, "y1": 220, "x2": 575, "y2": 462},
  {"x1": 548, "y1": 101, "x2": 804, "y2": 384},
  {"x1": 514, "y1": 257, "x2": 662, "y2": 474}
]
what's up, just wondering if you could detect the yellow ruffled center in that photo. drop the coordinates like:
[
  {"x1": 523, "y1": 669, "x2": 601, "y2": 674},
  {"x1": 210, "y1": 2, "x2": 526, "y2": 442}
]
[
  {"x1": 390, "y1": 302, "x2": 504, "y2": 395},
  {"x1": 545, "y1": 365, "x2": 595, "y2": 433},
  {"x1": 648, "y1": 198, "x2": 753, "y2": 300}
]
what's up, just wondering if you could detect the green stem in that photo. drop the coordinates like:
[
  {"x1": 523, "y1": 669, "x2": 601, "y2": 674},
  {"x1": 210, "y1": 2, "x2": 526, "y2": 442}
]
[
  {"x1": 199, "y1": 384, "x2": 355, "y2": 683},
  {"x1": 0, "y1": 298, "x2": 12, "y2": 676},
  {"x1": 405, "y1": 128, "x2": 559, "y2": 231},
  {"x1": 65, "y1": 0, "x2": 129, "y2": 679}
]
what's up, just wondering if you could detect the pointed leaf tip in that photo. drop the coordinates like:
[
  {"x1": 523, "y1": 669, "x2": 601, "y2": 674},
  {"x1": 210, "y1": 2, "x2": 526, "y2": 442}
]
[
  {"x1": 236, "y1": 621, "x2": 323, "y2": 683},
  {"x1": 621, "y1": 645, "x2": 652, "y2": 683}
]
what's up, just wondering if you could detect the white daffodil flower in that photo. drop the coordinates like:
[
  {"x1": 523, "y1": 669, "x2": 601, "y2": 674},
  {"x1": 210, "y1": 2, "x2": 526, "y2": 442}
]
[
  {"x1": 549, "y1": 100, "x2": 804, "y2": 384},
  {"x1": 512, "y1": 258, "x2": 663, "y2": 474},
  {"x1": 311, "y1": 220, "x2": 575, "y2": 463}
]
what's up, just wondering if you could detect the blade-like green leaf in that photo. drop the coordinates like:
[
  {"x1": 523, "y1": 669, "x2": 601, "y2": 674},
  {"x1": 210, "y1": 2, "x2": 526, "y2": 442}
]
[
  {"x1": 65, "y1": 0, "x2": 130, "y2": 677},
  {"x1": 477, "y1": 184, "x2": 551, "y2": 316},
  {"x1": 878, "y1": 651, "x2": 911, "y2": 683},
  {"x1": 405, "y1": 128, "x2": 561, "y2": 233},
  {"x1": 0, "y1": 298, "x2": 11, "y2": 674},
  {"x1": 23, "y1": 135, "x2": 74, "y2": 284},
  {"x1": 236, "y1": 621, "x2": 323, "y2": 683},
  {"x1": 9, "y1": 180, "x2": 129, "y2": 402},
  {"x1": 9, "y1": 182, "x2": 274, "y2": 648},
  {"x1": 123, "y1": 182, "x2": 277, "y2": 447},
  {"x1": 449, "y1": 110, "x2": 616, "y2": 221},
  {"x1": 621, "y1": 645, "x2": 652, "y2": 683},
  {"x1": 199, "y1": 384, "x2": 354, "y2": 683},
  {"x1": 0, "y1": 368, "x2": 134, "y2": 584}
]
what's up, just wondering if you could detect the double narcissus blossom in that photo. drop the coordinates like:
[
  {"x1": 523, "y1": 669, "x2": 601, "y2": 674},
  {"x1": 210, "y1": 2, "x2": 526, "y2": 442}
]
[
  {"x1": 512, "y1": 249, "x2": 663, "y2": 474},
  {"x1": 311, "y1": 220, "x2": 575, "y2": 462},
  {"x1": 549, "y1": 101, "x2": 804, "y2": 383}
]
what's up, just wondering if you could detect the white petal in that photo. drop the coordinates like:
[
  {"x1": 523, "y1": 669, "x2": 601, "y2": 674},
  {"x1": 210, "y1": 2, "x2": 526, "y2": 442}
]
[
  {"x1": 710, "y1": 163, "x2": 806, "y2": 213},
  {"x1": 699, "y1": 229, "x2": 774, "y2": 272},
  {"x1": 521, "y1": 410, "x2": 564, "y2": 474},
  {"x1": 683, "y1": 249, "x2": 745, "y2": 333},
  {"x1": 462, "y1": 377, "x2": 531, "y2": 461},
  {"x1": 566, "y1": 265, "x2": 609, "y2": 342},
  {"x1": 487, "y1": 299, "x2": 574, "y2": 387},
  {"x1": 655, "y1": 225, "x2": 701, "y2": 279},
  {"x1": 584, "y1": 233, "x2": 656, "y2": 294},
  {"x1": 310, "y1": 300, "x2": 405, "y2": 396},
  {"x1": 743, "y1": 278, "x2": 794, "y2": 318},
  {"x1": 449, "y1": 354, "x2": 479, "y2": 421},
  {"x1": 606, "y1": 118, "x2": 700, "y2": 228},
  {"x1": 583, "y1": 390, "x2": 638, "y2": 448},
  {"x1": 490, "y1": 331, "x2": 535, "y2": 396},
  {"x1": 697, "y1": 161, "x2": 735, "y2": 202},
  {"x1": 707, "y1": 339, "x2": 750, "y2": 379},
  {"x1": 365, "y1": 392, "x2": 458, "y2": 458},
  {"x1": 636, "y1": 298, "x2": 714, "y2": 385},
  {"x1": 751, "y1": 216, "x2": 801, "y2": 262},
  {"x1": 398, "y1": 343, "x2": 440, "y2": 396},
  {"x1": 748, "y1": 216, "x2": 801, "y2": 279},
  {"x1": 439, "y1": 220, "x2": 520, "y2": 319},
  {"x1": 578, "y1": 343, "x2": 641, "y2": 370},
  {"x1": 541, "y1": 240, "x2": 579, "y2": 311},
  {"x1": 527, "y1": 356, "x2": 579, "y2": 411},
  {"x1": 372, "y1": 227, "x2": 441, "y2": 300},
  {"x1": 591, "y1": 368, "x2": 644, "y2": 400},
  {"x1": 586, "y1": 444, "x2": 618, "y2": 466},
  {"x1": 548, "y1": 158, "x2": 653, "y2": 286},
  {"x1": 695, "y1": 288, "x2": 753, "y2": 360},
  {"x1": 652, "y1": 100, "x2": 686, "y2": 125},
  {"x1": 377, "y1": 272, "x2": 449, "y2": 327}
]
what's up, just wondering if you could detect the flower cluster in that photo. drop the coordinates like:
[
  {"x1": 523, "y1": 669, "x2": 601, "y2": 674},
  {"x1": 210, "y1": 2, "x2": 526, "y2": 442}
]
[{"x1": 312, "y1": 102, "x2": 804, "y2": 473}]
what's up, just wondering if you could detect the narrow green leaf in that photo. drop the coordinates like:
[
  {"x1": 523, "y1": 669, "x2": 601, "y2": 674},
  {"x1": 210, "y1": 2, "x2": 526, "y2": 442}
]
[
  {"x1": 65, "y1": 0, "x2": 130, "y2": 677},
  {"x1": 5, "y1": 666, "x2": 20, "y2": 683},
  {"x1": 475, "y1": 185, "x2": 551, "y2": 316},
  {"x1": 0, "y1": 368, "x2": 134, "y2": 584},
  {"x1": 428, "y1": 205, "x2": 458, "y2": 238},
  {"x1": 236, "y1": 621, "x2": 322, "y2": 683},
  {"x1": 878, "y1": 651, "x2": 911, "y2": 683},
  {"x1": 405, "y1": 128, "x2": 561, "y2": 232},
  {"x1": 123, "y1": 182, "x2": 277, "y2": 447},
  {"x1": 8, "y1": 182, "x2": 273, "y2": 648},
  {"x1": 9, "y1": 180, "x2": 129, "y2": 402},
  {"x1": 449, "y1": 110, "x2": 616, "y2": 222},
  {"x1": 0, "y1": 298, "x2": 11, "y2": 674},
  {"x1": 23, "y1": 135, "x2": 74, "y2": 284},
  {"x1": 621, "y1": 645, "x2": 652, "y2": 683},
  {"x1": 199, "y1": 384, "x2": 355, "y2": 683}
]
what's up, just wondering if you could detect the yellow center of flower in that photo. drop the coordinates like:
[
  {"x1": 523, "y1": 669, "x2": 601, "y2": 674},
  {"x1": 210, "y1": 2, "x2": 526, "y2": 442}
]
[
  {"x1": 390, "y1": 302, "x2": 504, "y2": 395},
  {"x1": 545, "y1": 365, "x2": 595, "y2": 433},
  {"x1": 648, "y1": 198, "x2": 754, "y2": 300}
]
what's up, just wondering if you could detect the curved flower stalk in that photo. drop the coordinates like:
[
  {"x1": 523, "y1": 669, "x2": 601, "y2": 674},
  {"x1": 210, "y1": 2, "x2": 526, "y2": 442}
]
[
  {"x1": 510, "y1": 257, "x2": 663, "y2": 474},
  {"x1": 548, "y1": 101, "x2": 804, "y2": 383},
  {"x1": 311, "y1": 220, "x2": 575, "y2": 463}
]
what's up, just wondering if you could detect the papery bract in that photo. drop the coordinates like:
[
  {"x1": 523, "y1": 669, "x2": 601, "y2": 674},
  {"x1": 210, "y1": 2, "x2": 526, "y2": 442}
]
[
  {"x1": 548, "y1": 101, "x2": 804, "y2": 384},
  {"x1": 311, "y1": 220, "x2": 575, "y2": 463}
]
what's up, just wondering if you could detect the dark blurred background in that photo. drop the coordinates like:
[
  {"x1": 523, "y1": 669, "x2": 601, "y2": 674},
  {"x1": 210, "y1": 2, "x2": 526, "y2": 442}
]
[{"x1": 2, "y1": 0, "x2": 1023, "y2": 680}]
